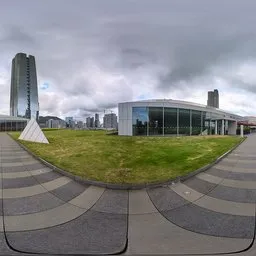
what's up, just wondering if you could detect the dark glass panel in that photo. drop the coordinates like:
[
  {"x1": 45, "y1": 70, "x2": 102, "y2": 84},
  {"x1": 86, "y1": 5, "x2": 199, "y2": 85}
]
[
  {"x1": 179, "y1": 109, "x2": 190, "y2": 135},
  {"x1": 132, "y1": 107, "x2": 148, "y2": 135},
  {"x1": 191, "y1": 110, "x2": 201, "y2": 135},
  {"x1": 164, "y1": 108, "x2": 177, "y2": 135},
  {"x1": 148, "y1": 107, "x2": 163, "y2": 135}
]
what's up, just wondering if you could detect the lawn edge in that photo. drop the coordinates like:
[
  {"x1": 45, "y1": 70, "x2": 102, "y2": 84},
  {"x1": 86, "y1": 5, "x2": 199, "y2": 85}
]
[{"x1": 8, "y1": 133, "x2": 246, "y2": 190}]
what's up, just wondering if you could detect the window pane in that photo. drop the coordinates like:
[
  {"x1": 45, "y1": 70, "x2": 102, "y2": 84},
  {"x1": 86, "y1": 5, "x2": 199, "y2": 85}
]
[
  {"x1": 0, "y1": 120, "x2": 5, "y2": 131},
  {"x1": 132, "y1": 107, "x2": 148, "y2": 135},
  {"x1": 149, "y1": 107, "x2": 163, "y2": 135},
  {"x1": 164, "y1": 108, "x2": 177, "y2": 135},
  {"x1": 192, "y1": 110, "x2": 201, "y2": 135},
  {"x1": 179, "y1": 109, "x2": 190, "y2": 135}
]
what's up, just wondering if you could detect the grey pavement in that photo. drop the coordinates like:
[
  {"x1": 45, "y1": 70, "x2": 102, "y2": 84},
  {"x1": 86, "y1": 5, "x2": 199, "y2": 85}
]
[{"x1": 0, "y1": 133, "x2": 256, "y2": 255}]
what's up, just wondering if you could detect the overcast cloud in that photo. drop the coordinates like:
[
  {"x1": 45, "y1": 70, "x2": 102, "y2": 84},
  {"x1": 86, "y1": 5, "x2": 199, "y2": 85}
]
[{"x1": 1, "y1": 0, "x2": 256, "y2": 121}]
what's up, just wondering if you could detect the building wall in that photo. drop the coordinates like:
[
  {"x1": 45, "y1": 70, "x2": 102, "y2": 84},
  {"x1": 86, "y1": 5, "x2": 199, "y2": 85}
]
[
  {"x1": 47, "y1": 119, "x2": 66, "y2": 128},
  {"x1": 118, "y1": 100, "x2": 240, "y2": 136},
  {"x1": 103, "y1": 113, "x2": 118, "y2": 129},
  {"x1": 207, "y1": 89, "x2": 219, "y2": 108},
  {"x1": 95, "y1": 113, "x2": 100, "y2": 128},
  {"x1": 0, "y1": 118, "x2": 28, "y2": 131}
]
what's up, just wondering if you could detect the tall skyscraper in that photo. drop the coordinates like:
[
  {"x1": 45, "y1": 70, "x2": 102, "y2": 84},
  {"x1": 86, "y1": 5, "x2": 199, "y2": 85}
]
[
  {"x1": 10, "y1": 53, "x2": 39, "y2": 120},
  {"x1": 103, "y1": 113, "x2": 118, "y2": 129},
  {"x1": 207, "y1": 89, "x2": 219, "y2": 108},
  {"x1": 95, "y1": 113, "x2": 100, "y2": 128}
]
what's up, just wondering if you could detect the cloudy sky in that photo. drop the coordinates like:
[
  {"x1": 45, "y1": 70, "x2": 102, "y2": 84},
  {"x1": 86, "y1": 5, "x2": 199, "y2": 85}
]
[{"x1": 1, "y1": 0, "x2": 256, "y2": 121}]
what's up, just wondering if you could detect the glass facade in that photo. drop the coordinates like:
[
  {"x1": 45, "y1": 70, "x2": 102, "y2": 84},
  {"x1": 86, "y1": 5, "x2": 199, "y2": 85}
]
[
  {"x1": 179, "y1": 109, "x2": 190, "y2": 135},
  {"x1": 132, "y1": 107, "x2": 211, "y2": 136},
  {"x1": 0, "y1": 119, "x2": 27, "y2": 132},
  {"x1": 132, "y1": 107, "x2": 148, "y2": 135},
  {"x1": 164, "y1": 108, "x2": 177, "y2": 135},
  {"x1": 148, "y1": 107, "x2": 163, "y2": 135},
  {"x1": 10, "y1": 53, "x2": 39, "y2": 121}
]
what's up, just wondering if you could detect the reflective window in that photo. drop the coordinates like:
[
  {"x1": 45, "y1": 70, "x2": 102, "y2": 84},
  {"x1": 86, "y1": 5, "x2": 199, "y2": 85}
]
[
  {"x1": 148, "y1": 107, "x2": 163, "y2": 135},
  {"x1": 164, "y1": 108, "x2": 177, "y2": 135},
  {"x1": 202, "y1": 112, "x2": 206, "y2": 133},
  {"x1": 132, "y1": 107, "x2": 148, "y2": 135},
  {"x1": 179, "y1": 109, "x2": 190, "y2": 135},
  {"x1": 191, "y1": 110, "x2": 201, "y2": 135},
  {"x1": 0, "y1": 120, "x2": 5, "y2": 132}
]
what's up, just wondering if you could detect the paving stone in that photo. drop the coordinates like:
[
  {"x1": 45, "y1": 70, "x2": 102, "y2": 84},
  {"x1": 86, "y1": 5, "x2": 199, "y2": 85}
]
[
  {"x1": 2, "y1": 176, "x2": 38, "y2": 189},
  {"x1": 129, "y1": 190, "x2": 158, "y2": 214},
  {"x1": 69, "y1": 186, "x2": 104, "y2": 209},
  {"x1": 147, "y1": 186, "x2": 189, "y2": 212},
  {"x1": 24, "y1": 163, "x2": 47, "y2": 171},
  {"x1": 170, "y1": 183, "x2": 204, "y2": 202},
  {"x1": 3, "y1": 192, "x2": 65, "y2": 216},
  {"x1": 2, "y1": 177, "x2": 70, "y2": 199},
  {"x1": 127, "y1": 212, "x2": 252, "y2": 255},
  {"x1": 208, "y1": 185, "x2": 256, "y2": 203},
  {"x1": 0, "y1": 232, "x2": 19, "y2": 255},
  {"x1": 2, "y1": 166, "x2": 28, "y2": 173},
  {"x1": 50, "y1": 180, "x2": 87, "y2": 202},
  {"x1": 197, "y1": 173, "x2": 256, "y2": 189},
  {"x1": 92, "y1": 189, "x2": 128, "y2": 214},
  {"x1": 162, "y1": 203, "x2": 255, "y2": 238},
  {"x1": 32, "y1": 171, "x2": 62, "y2": 184},
  {"x1": 3, "y1": 168, "x2": 51, "y2": 179},
  {"x1": 6, "y1": 210, "x2": 127, "y2": 255},
  {"x1": 2, "y1": 160, "x2": 38, "y2": 167},
  {"x1": 0, "y1": 157, "x2": 33, "y2": 163},
  {"x1": 174, "y1": 183, "x2": 255, "y2": 216},
  {"x1": 183, "y1": 176, "x2": 217, "y2": 194},
  {"x1": 215, "y1": 164, "x2": 256, "y2": 173},
  {"x1": 5, "y1": 203, "x2": 85, "y2": 231},
  {"x1": 0, "y1": 154, "x2": 32, "y2": 160}
]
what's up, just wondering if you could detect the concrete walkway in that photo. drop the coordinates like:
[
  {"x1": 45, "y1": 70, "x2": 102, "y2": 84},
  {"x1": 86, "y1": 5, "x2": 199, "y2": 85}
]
[{"x1": 0, "y1": 133, "x2": 256, "y2": 255}]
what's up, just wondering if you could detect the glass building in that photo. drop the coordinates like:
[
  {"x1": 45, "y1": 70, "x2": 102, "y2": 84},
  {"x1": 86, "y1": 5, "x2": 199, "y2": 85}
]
[
  {"x1": 118, "y1": 99, "x2": 243, "y2": 136},
  {"x1": 10, "y1": 53, "x2": 39, "y2": 121},
  {"x1": 0, "y1": 115, "x2": 28, "y2": 132}
]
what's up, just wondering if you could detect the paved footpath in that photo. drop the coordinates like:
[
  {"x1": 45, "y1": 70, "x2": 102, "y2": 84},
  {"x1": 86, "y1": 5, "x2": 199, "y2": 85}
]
[{"x1": 0, "y1": 133, "x2": 256, "y2": 255}]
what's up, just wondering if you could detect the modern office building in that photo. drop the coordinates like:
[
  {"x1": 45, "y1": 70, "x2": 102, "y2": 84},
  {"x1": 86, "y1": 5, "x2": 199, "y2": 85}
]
[
  {"x1": 103, "y1": 113, "x2": 118, "y2": 129},
  {"x1": 65, "y1": 117, "x2": 75, "y2": 128},
  {"x1": 76, "y1": 121, "x2": 84, "y2": 129},
  {"x1": 95, "y1": 113, "x2": 100, "y2": 128},
  {"x1": 118, "y1": 99, "x2": 243, "y2": 136},
  {"x1": 10, "y1": 53, "x2": 39, "y2": 120},
  {"x1": 207, "y1": 89, "x2": 219, "y2": 108},
  {"x1": 86, "y1": 117, "x2": 94, "y2": 128},
  {"x1": 0, "y1": 115, "x2": 28, "y2": 132},
  {"x1": 46, "y1": 119, "x2": 66, "y2": 129}
]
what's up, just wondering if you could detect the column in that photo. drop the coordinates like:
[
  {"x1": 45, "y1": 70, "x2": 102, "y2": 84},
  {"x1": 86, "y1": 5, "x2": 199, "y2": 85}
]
[
  {"x1": 177, "y1": 108, "x2": 179, "y2": 136},
  {"x1": 215, "y1": 120, "x2": 218, "y2": 135},
  {"x1": 221, "y1": 119, "x2": 225, "y2": 135},
  {"x1": 240, "y1": 125, "x2": 244, "y2": 137},
  {"x1": 162, "y1": 106, "x2": 165, "y2": 136},
  {"x1": 190, "y1": 109, "x2": 192, "y2": 136}
]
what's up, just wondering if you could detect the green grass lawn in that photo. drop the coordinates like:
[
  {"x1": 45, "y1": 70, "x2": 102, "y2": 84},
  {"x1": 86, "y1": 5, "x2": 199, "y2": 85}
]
[{"x1": 9, "y1": 130, "x2": 243, "y2": 184}]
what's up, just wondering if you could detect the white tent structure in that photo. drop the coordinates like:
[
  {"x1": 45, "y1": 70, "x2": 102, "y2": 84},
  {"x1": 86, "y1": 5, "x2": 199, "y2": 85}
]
[{"x1": 19, "y1": 118, "x2": 49, "y2": 144}]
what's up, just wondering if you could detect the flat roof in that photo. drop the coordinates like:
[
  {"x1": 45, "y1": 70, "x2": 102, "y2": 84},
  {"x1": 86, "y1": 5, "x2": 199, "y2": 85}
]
[{"x1": 0, "y1": 114, "x2": 29, "y2": 121}]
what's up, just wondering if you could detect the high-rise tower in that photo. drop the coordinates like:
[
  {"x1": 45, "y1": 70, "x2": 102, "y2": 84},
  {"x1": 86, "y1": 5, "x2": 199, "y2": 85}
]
[
  {"x1": 10, "y1": 53, "x2": 39, "y2": 120},
  {"x1": 207, "y1": 89, "x2": 219, "y2": 108}
]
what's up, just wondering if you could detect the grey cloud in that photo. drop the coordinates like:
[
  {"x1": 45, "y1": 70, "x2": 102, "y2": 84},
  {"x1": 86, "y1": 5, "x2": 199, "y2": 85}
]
[{"x1": 1, "y1": 0, "x2": 256, "y2": 117}]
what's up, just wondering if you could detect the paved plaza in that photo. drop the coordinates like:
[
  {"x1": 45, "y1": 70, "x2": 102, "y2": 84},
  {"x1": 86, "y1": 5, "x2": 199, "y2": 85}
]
[{"x1": 0, "y1": 133, "x2": 256, "y2": 255}]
